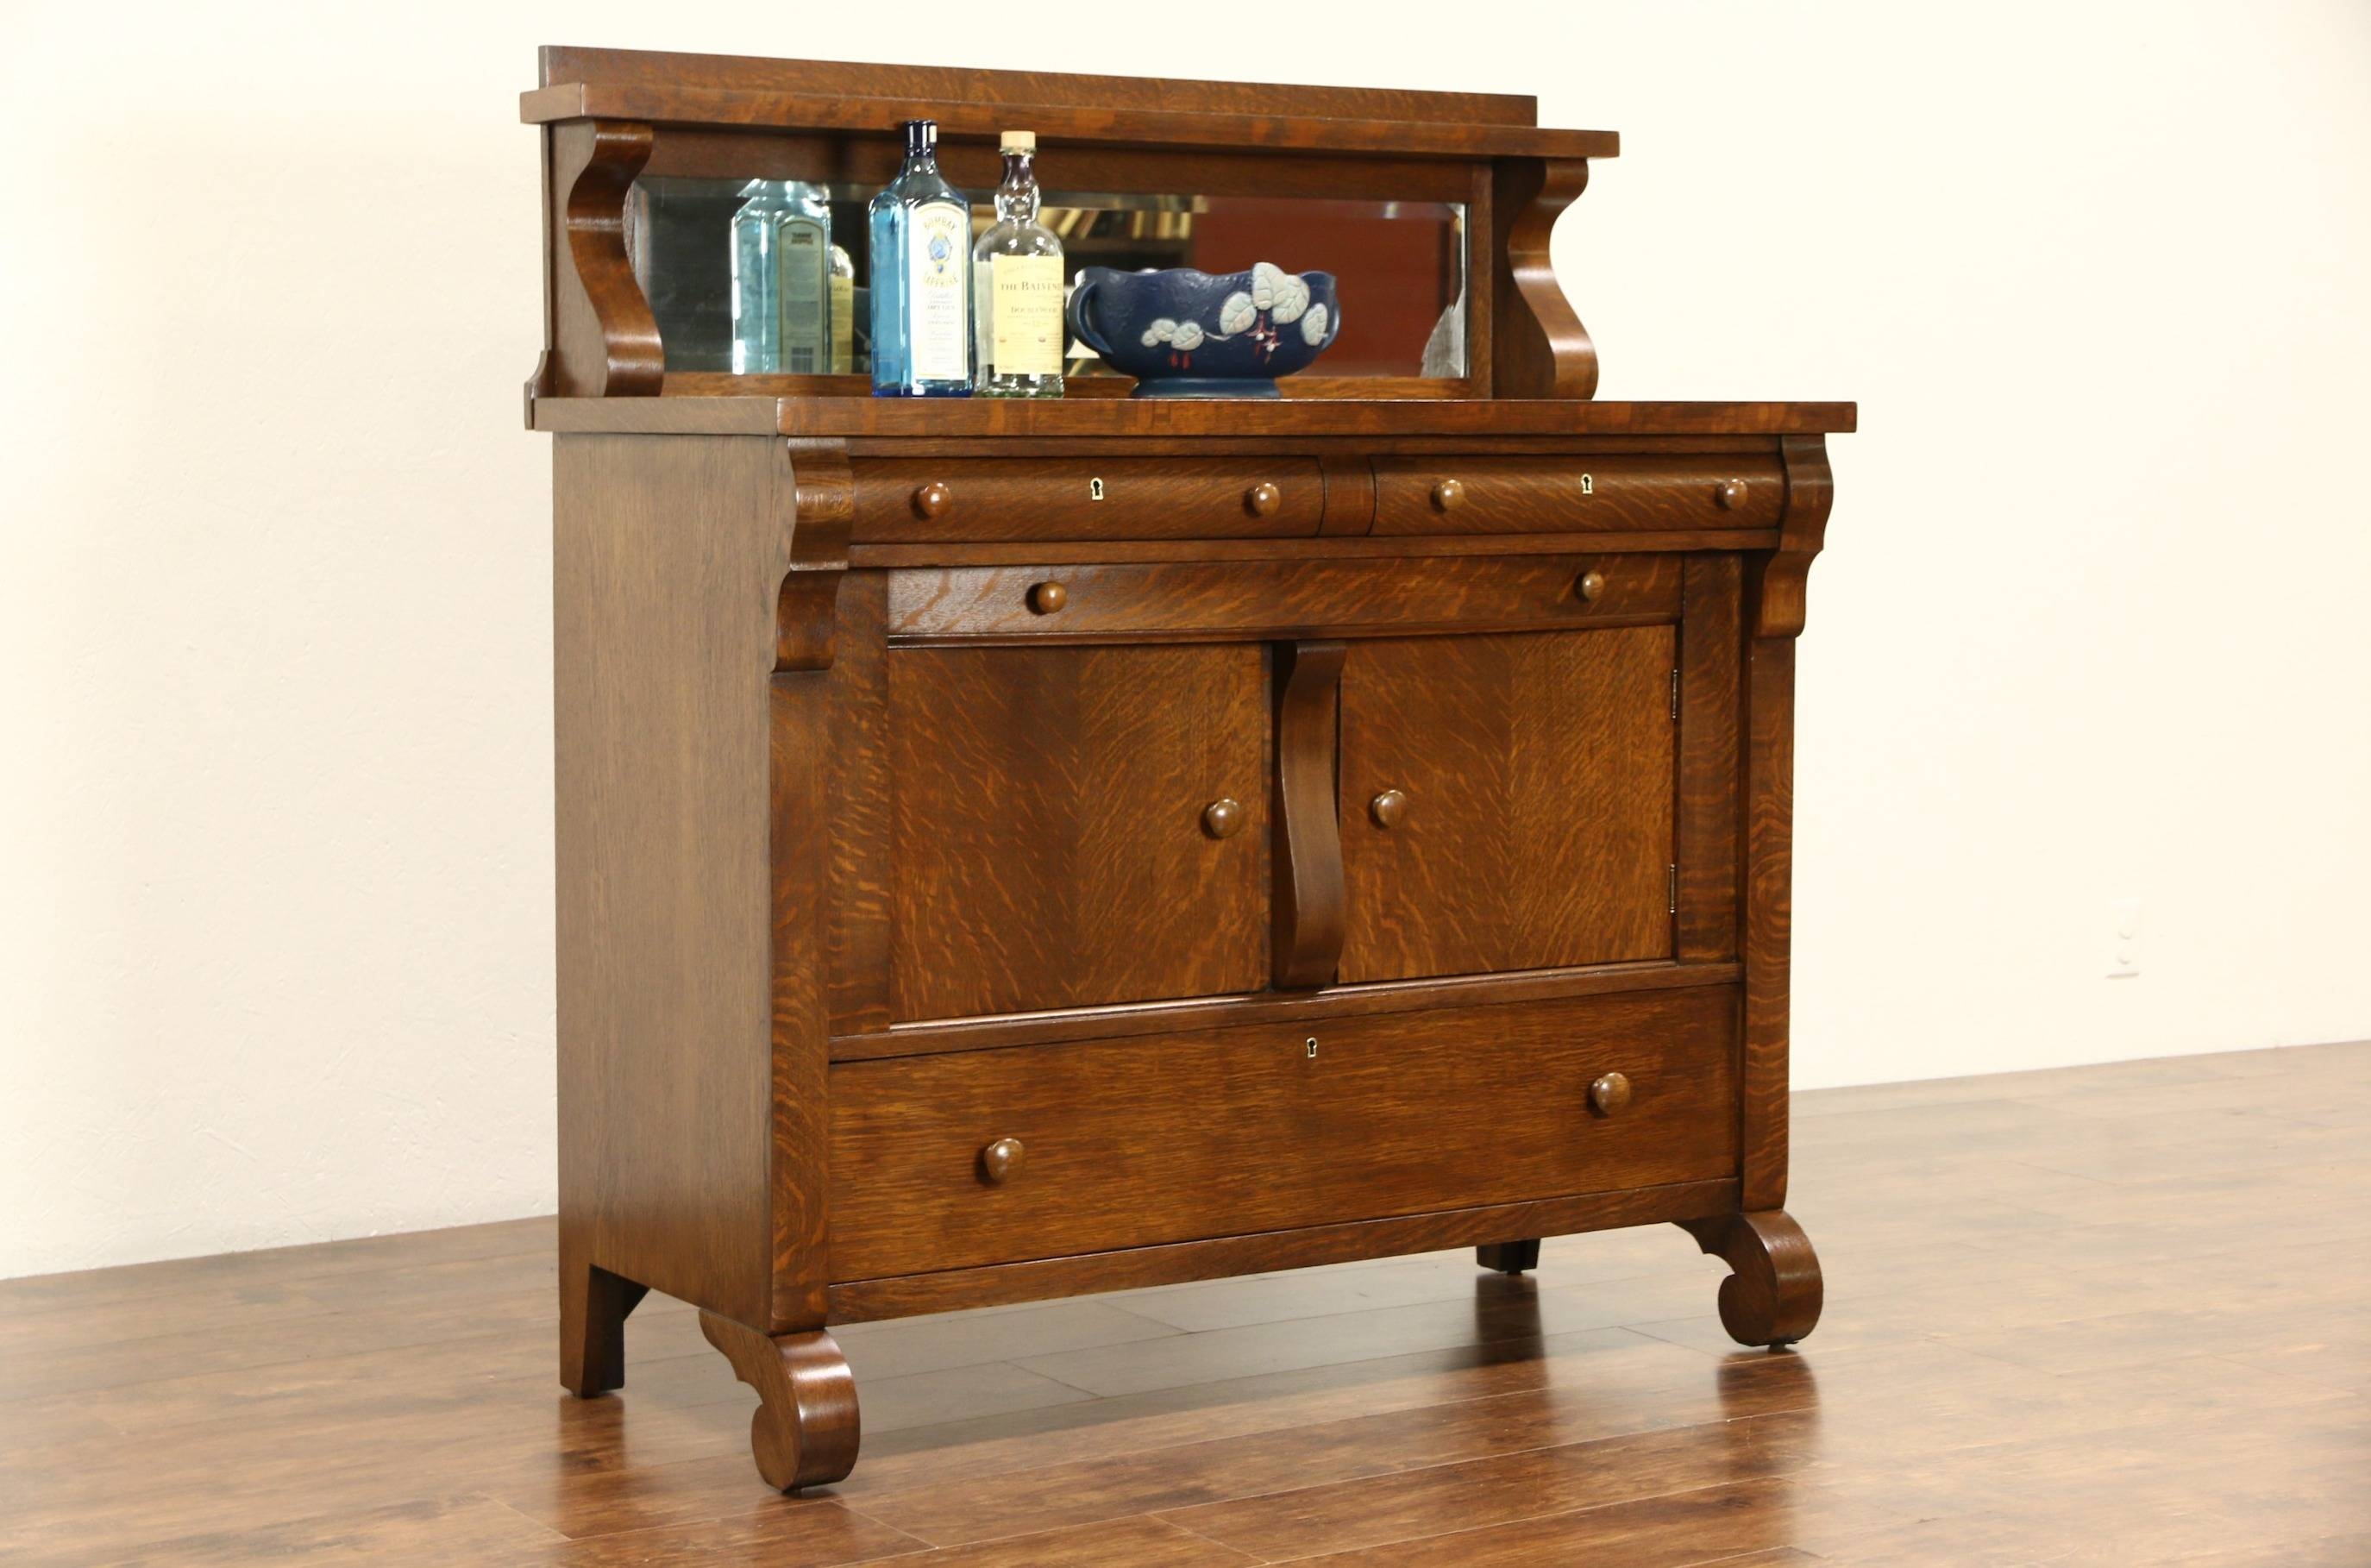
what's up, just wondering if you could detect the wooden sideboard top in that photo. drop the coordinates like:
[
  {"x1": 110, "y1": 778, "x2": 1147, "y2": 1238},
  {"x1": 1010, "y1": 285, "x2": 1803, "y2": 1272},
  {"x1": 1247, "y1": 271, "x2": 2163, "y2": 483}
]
[{"x1": 531, "y1": 398, "x2": 1858, "y2": 439}]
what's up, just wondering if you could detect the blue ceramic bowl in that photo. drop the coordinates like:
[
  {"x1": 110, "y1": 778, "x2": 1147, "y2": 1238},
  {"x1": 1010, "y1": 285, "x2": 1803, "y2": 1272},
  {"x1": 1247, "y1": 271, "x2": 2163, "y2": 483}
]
[{"x1": 1067, "y1": 262, "x2": 1341, "y2": 398}]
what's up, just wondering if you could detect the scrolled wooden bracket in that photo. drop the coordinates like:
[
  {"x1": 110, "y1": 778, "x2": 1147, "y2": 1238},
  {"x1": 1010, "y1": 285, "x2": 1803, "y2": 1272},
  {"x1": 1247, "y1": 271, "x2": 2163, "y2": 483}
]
[
  {"x1": 1490, "y1": 157, "x2": 1599, "y2": 398},
  {"x1": 699, "y1": 1313, "x2": 860, "y2": 1492},
  {"x1": 776, "y1": 442, "x2": 853, "y2": 673},
  {"x1": 1677, "y1": 1209, "x2": 1823, "y2": 1348},
  {"x1": 1273, "y1": 640, "x2": 1348, "y2": 988},
  {"x1": 554, "y1": 119, "x2": 664, "y2": 398},
  {"x1": 1752, "y1": 436, "x2": 1835, "y2": 639}
]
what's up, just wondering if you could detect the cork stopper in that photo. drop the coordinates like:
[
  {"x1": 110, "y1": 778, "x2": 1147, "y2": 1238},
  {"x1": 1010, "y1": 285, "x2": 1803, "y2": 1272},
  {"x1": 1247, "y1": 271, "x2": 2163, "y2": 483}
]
[{"x1": 1000, "y1": 130, "x2": 1037, "y2": 153}]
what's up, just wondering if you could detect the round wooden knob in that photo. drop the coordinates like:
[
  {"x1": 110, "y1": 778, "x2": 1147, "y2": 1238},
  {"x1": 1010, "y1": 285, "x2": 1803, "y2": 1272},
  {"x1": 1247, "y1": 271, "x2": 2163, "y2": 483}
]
[
  {"x1": 1370, "y1": 788, "x2": 1409, "y2": 829},
  {"x1": 1027, "y1": 581, "x2": 1068, "y2": 614},
  {"x1": 1715, "y1": 479, "x2": 1749, "y2": 511},
  {"x1": 1589, "y1": 1072, "x2": 1632, "y2": 1117},
  {"x1": 1576, "y1": 570, "x2": 1607, "y2": 603},
  {"x1": 1245, "y1": 481, "x2": 1283, "y2": 517},
  {"x1": 1202, "y1": 798, "x2": 1245, "y2": 839},
  {"x1": 913, "y1": 480, "x2": 953, "y2": 518},
  {"x1": 1431, "y1": 478, "x2": 1465, "y2": 512},
  {"x1": 981, "y1": 1137, "x2": 1025, "y2": 1183}
]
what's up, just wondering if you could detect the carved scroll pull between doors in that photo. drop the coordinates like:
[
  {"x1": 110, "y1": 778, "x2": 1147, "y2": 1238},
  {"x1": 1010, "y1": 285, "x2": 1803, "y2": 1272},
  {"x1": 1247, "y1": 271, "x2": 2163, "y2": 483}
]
[{"x1": 1273, "y1": 640, "x2": 1347, "y2": 989}]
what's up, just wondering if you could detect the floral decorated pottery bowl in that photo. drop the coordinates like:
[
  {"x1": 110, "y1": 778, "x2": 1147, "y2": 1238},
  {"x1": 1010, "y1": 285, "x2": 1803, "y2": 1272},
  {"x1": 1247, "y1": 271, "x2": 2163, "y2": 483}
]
[{"x1": 1066, "y1": 262, "x2": 1341, "y2": 398}]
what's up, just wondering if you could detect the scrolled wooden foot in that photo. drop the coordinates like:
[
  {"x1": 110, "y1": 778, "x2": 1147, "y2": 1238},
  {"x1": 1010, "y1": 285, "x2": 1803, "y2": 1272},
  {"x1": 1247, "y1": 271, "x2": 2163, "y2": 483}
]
[
  {"x1": 699, "y1": 1312, "x2": 860, "y2": 1491},
  {"x1": 1476, "y1": 1239, "x2": 1543, "y2": 1274},
  {"x1": 559, "y1": 1245, "x2": 647, "y2": 1397},
  {"x1": 1678, "y1": 1209, "x2": 1822, "y2": 1349}
]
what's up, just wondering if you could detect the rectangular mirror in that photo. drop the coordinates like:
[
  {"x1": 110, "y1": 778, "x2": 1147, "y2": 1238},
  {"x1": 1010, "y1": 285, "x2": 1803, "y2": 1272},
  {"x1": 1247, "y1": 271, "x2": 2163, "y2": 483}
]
[{"x1": 626, "y1": 180, "x2": 1468, "y2": 382}]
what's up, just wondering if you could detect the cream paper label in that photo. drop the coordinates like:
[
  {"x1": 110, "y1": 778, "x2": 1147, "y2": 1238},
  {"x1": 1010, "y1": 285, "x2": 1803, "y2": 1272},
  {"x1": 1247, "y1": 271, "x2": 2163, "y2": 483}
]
[
  {"x1": 991, "y1": 254, "x2": 1065, "y2": 376},
  {"x1": 905, "y1": 201, "x2": 970, "y2": 382}
]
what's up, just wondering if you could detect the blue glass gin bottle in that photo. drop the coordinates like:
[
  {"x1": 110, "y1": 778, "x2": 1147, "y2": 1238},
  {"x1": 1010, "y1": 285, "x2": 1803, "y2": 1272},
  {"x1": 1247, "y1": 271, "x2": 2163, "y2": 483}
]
[{"x1": 869, "y1": 120, "x2": 974, "y2": 396}]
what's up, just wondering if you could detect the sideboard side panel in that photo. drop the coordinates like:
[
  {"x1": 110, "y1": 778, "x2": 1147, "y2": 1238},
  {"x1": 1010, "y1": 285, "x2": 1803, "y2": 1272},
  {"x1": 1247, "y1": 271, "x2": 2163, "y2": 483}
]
[{"x1": 555, "y1": 433, "x2": 787, "y2": 1324}]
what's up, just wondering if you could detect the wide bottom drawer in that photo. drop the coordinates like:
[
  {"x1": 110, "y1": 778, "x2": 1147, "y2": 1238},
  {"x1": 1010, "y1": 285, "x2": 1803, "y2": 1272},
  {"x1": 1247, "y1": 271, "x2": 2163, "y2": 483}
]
[{"x1": 827, "y1": 984, "x2": 1739, "y2": 1282}]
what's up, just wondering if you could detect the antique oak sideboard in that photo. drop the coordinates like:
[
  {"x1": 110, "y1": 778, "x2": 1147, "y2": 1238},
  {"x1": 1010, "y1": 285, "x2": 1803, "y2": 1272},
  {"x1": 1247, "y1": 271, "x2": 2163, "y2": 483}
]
[{"x1": 529, "y1": 47, "x2": 1852, "y2": 1491}]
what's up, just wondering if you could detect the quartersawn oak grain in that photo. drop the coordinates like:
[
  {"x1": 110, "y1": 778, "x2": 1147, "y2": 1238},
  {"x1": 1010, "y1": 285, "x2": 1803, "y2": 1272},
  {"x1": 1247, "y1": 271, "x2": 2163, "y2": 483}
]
[
  {"x1": 536, "y1": 47, "x2": 1847, "y2": 1494},
  {"x1": 1371, "y1": 454, "x2": 1786, "y2": 535},
  {"x1": 884, "y1": 554, "x2": 1682, "y2": 643},
  {"x1": 828, "y1": 986, "x2": 1739, "y2": 1280},
  {"x1": 1338, "y1": 625, "x2": 1678, "y2": 983},
  {"x1": 884, "y1": 642, "x2": 1270, "y2": 1021}
]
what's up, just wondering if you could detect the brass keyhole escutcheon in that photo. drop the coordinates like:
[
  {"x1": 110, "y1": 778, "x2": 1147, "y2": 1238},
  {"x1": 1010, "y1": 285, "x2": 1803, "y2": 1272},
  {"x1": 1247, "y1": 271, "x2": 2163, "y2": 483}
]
[
  {"x1": 1588, "y1": 1072, "x2": 1632, "y2": 1117},
  {"x1": 1089, "y1": 476, "x2": 1106, "y2": 501},
  {"x1": 1370, "y1": 788, "x2": 1409, "y2": 829},
  {"x1": 1576, "y1": 570, "x2": 1607, "y2": 603},
  {"x1": 981, "y1": 1137, "x2": 1026, "y2": 1183},
  {"x1": 1027, "y1": 581, "x2": 1069, "y2": 614},
  {"x1": 913, "y1": 480, "x2": 953, "y2": 518},
  {"x1": 1305, "y1": 1037, "x2": 1319, "y2": 1060},
  {"x1": 1202, "y1": 798, "x2": 1245, "y2": 839},
  {"x1": 1580, "y1": 473, "x2": 1595, "y2": 495}
]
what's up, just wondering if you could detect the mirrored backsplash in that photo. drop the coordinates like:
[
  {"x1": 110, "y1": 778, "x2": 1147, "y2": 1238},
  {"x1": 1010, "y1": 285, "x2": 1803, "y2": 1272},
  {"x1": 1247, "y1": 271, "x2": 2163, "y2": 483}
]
[{"x1": 626, "y1": 180, "x2": 1468, "y2": 381}]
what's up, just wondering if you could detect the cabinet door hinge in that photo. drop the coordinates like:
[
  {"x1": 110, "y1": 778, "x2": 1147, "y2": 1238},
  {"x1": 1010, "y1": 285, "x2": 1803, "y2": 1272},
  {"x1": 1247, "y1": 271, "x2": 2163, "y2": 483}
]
[
  {"x1": 1670, "y1": 668, "x2": 1681, "y2": 720},
  {"x1": 1668, "y1": 863, "x2": 1678, "y2": 914}
]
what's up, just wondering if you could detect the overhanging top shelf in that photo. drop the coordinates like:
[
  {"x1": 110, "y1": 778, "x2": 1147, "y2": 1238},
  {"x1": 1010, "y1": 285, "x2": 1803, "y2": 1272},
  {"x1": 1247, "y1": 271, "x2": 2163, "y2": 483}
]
[{"x1": 522, "y1": 46, "x2": 1616, "y2": 160}]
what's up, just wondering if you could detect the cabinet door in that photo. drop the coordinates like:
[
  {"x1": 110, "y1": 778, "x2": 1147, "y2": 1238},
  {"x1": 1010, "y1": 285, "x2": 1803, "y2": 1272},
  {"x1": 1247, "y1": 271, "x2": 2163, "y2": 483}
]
[
  {"x1": 888, "y1": 643, "x2": 1269, "y2": 1019},
  {"x1": 1338, "y1": 626, "x2": 1675, "y2": 983}
]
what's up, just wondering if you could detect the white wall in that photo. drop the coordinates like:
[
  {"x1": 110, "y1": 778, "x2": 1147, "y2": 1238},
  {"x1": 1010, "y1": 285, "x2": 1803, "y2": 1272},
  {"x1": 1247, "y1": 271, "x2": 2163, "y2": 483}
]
[{"x1": 5, "y1": 2, "x2": 2368, "y2": 1279}]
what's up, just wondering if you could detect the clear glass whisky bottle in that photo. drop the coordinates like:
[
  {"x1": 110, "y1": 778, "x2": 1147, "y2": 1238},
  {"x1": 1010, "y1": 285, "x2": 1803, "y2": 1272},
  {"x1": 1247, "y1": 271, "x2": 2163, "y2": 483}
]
[
  {"x1": 868, "y1": 120, "x2": 973, "y2": 397},
  {"x1": 972, "y1": 131, "x2": 1064, "y2": 398},
  {"x1": 729, "y1": 179, "x2": 797, "y2": 373}
]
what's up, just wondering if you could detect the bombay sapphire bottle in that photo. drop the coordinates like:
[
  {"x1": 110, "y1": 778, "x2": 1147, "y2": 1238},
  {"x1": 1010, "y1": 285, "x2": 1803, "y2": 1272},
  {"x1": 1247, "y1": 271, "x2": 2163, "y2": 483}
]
[
  {"x1": 869, "y1": 120, "x2": 973, "y2": 396},
  {"x1": 972, "y1": 131, "x2": 1064, "y2": 397}
]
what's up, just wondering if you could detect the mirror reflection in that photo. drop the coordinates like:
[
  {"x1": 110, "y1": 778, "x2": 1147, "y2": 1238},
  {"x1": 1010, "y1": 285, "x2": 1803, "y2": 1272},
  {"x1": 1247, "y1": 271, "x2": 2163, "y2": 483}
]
[{"x1": 625, "y1": 181, "x2": 1467, "y2": 381}]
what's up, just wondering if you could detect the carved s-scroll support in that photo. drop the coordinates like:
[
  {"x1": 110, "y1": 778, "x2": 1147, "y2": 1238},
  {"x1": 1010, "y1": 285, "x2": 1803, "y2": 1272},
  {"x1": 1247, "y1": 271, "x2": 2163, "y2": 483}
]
[
  {"x1": 1490, "y1": 158, "x2": 1598, "y2": 398},
  {"x1": 699, "y1": 1313, "x2": 860, "y2": 1491},
  {"x1": 1753, "y1": 436, "x2": 1835, "y2": 640},
  {"x1": 1678, "y1": 1210, "x2": 1823, "y2": 1348},
  {"x1": 776, "y1": 442, "x2": 853, "y2": 673},
  {"x1": 550, "y1": 118, "x2": 664, "y2": 398},
  {"x1": 1273, "y1": 640, "x2": 1347, "y2": 988}
]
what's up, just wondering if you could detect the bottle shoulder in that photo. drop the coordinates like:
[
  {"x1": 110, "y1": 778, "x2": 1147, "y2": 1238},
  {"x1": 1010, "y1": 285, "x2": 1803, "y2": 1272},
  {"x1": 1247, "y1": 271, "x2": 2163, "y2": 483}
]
[{"x1": 975, "y1": 222, "x2": 1063, "y2": 259}]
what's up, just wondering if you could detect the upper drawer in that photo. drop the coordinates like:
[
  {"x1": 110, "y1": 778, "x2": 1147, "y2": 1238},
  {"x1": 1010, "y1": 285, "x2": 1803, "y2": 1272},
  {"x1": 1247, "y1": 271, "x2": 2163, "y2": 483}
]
[
  {"x1": 887, "y1": 554, "x2": 1682, "y2": 640},
  {"x1": 851, "y1": 457, "x2": 1326, "y2": 543},
  {"x1": 1371, "y1": 455, "x2": 1785, "y2": 535}
]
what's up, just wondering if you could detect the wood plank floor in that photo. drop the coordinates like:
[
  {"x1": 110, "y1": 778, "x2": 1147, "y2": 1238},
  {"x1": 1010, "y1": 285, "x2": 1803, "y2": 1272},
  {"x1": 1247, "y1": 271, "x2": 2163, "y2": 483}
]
[{"x1": 5, "y1": 1041, "x2": 2368, "y2": 1566}]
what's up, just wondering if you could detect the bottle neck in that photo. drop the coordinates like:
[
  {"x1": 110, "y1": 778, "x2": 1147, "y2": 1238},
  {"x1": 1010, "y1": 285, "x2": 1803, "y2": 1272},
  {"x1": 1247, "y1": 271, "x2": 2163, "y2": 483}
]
[{"x1": 994, "y1": 151, "x2": 1038, "y2": 223}]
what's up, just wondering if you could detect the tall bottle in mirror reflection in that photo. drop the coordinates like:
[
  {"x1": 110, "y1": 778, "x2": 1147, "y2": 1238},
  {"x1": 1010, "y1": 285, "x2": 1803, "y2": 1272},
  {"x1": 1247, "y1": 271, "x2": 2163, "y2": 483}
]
[
  {"x1": 973, "y1": 131, "x2": 1064, "y2": 398},
  {"x1": 869, "y1": 120, "x2": 972, "y2": 396},
  {"x1": 828, "y1": 244, "x2": 857, "y2": 374},
  {"x1": 729, "y1": 180, "x2": 795, "y2": 373},
  {"x1": 775, "y1": 183, "x2": 833, "y2": 375}
]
